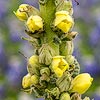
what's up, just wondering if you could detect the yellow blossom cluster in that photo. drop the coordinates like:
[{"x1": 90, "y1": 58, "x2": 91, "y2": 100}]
[
  {"x1": 14, "y1": 4, "x2": 74, "y2": 34},
  {"x1": 14, "y1": 4, "x2": 43, "y2": 32}
]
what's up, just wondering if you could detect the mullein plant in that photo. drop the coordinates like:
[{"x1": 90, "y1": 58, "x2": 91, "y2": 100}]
[{"x1": 14, "y1": 0, "x2": 93, "y2": 100}]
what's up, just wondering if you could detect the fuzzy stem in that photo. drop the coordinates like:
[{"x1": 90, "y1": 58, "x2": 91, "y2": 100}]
[{"x1": 39, "y1": 0, "x2": 56, "y2": 43}]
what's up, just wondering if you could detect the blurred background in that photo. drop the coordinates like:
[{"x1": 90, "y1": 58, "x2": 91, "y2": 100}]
[{"x1": 0, "y1": 0, "x2": 100, "y2": 100}]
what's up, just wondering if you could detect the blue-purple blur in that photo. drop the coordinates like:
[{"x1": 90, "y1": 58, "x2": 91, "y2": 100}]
[{"x1": 0, "y1": 0, "x2": 100, "y2": 100}]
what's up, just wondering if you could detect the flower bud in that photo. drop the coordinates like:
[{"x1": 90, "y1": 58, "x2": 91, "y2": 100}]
[
  {"x1": 60, "y1": 41, "x2": 74, "y2": 56},
  {"x1": 70, "y1": 73, "x2": 93, "y2": 94},
  {"x1": 14, "y1": 4, "x2": 40, "y2": 21},
  {"x1": 66, "y1": 55, "x2": 75, "y2": 65},
  {"x1": 14, "y1": 4, "x2": 28, "y2": 21},
  {"x1": 27, "y1": 55, "x2": 40, "y2": 75},
  {"x1": 60, "y1": 92, "x2": 71, "y2": 100},
  {"x1": 54, "y1": 11, "x2": 74, "y2": 33},
  {"x1": 56, "y1": 72, "x2": 71, "y2": 92},
  {"x1": 22, "y1": 73, "x2": 31, "y2": 88},
  {"x1": 26, "y1": 15, "x2": 43, "y2": 32},
  {"x1": 51, "y1": 56, "x2": 69, "y2": 77},
  {"x1": 40, "y1": 67, "x2": 50, "y2": 76},
  {"x1": 56, "y1": 0, "x2": 73, "y2": 15},
  {"x1": 39, "y1": 43, "x2": 59, "y2": 65},
  {"x1": 31, "y1": 74, "x2": 39, "y2": 85},
  {"x1": 63, "y1": 0, "x2": 73, "y2": 15}
]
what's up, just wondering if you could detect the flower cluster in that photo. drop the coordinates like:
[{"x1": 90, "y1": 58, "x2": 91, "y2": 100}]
[
  {"x1": 14, "y1": 4, "x2": 43, "y2": 32},
  {"x1": 14, "y1": 0, "x2": 93, "y2": 100}
]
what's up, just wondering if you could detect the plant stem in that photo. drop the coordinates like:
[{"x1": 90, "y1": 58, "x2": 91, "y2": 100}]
[{"x1": 39, "y1": 0, "x2": 56, "y2": 43}]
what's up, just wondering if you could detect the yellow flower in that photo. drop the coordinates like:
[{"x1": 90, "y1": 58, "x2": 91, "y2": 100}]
[
  {"x1": 71, "y1": 73, "x2": 93, "y2": 94},
  {"x1": 54, "y1": 11, "x2": 74, "y2": 33},
  {"x1": 26, "y1": 15, "x2": 43, "y2": 32},
  {"x1": 14, "y1": 4, "x2": 29, "y2": 21},
  {"x1": 51, "y1": 56, "x2": 69, "y2": 77},
  {"x1": 31, "y1": 75, "x2": 39, "y2": 85},
  {"x1": 60, "y1": 92, "x2": 71, "y2": 100},
  {"x1": 22, "y1": 73, "x2": 31, "y2": 88}
]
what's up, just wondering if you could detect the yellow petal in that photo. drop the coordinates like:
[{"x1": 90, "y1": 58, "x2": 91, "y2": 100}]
[
  {"x1": 51, "y1": 56, "x2": 69, "y2": 77},
  {"x1": 14, "y1": 10, "x2": 28, "y2": 21},
  {"x1": 54, "y1": 68, "x2": 63, "y2": 77},
  {"x1": 14, "y1": 4, "x2": 29, "y2": 21},
  {"x1": 71, "y1": 73, "x2": 93, "y2": 94},
  {"x1": 54, "y1": 11, "x2": 74, "y2": 33},
  {"x1": 22, "y1": 74, "x2": 31, "y2": 88},
  {"x1": 26, "y1": 15, "x2": 43, "y2": 32},
  {"x1": 19, "y1": 4, "x2": 29, "y2": 10},
  {"x1": 54, "y1": 15, "x2": 68, "y2": 26},
  {"x1": 59, "y1": 59, "x2": 69, "y2": 72},
  {"x1": 28, "y1": 55, "x2": 39, "y2": 65},
  {"x1": 31, "y1": 75, "x2": 39, "y2": 85},
  {"x1": 52, "y1": 58, "x2": 61, "y2": 70},
  {"x1": 55, "y1": 11, "x2": 69, "y2": 16}
]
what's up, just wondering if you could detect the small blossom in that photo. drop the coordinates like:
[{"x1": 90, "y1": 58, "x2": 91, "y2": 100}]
[
  {"x1": 14, "y1": 4, "x2": 40, "y2": 21},
  {"x1": 60, "y1": 92, "x2": 71, "y2": 100},
  {"x1": 14, "y1": 4, "x2": 29, "y2": 21},
  {"x1": 31, "y1": 74, "x2": 39, "y2": 85},
  {"x1": 22, "y1": 74, "x2": 39, "y2": 88},
  {"x1": 71, "y1": 73, "x2": 93, "y2": 94},
  {"x1": 51, "y1": 56, "x2": 69, "y2": 77},
  {"x1": 22, "y1": 73, "x2": 31, "y2": 88},
  {"x1": 26, "y1": 15, "x2": 43, "y2": 32},
  {"x1": 28, "y1": 55, "x2": 39, "y2": 65},
  {"x1": 54, "y1": 11, "x2": 74, "y2": 33}
]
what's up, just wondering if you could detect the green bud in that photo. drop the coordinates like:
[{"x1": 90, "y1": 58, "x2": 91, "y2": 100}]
[
  {"x1": 65, "y1": 56, "x2": 80, "y2": 77},
  {"x1": 27, "y1": 55, "x2": 40, "y2": 75},
  {"x1": 60, "y1": 92, "x2": 71, "y2": 100},
  {"x1": 71, "y1": 58, "x2": 80, "y2": 78},
  {"x1": 40, "y1": 67, "x2": 50, "y2": 76},
  {"x1": 45, "y1": 87, "x2": 60, "y2": 99},
  {"x1": 31, "y1": 74, "x2": 39, "y2": 85},
  {"x1": 51, "y1": 87, "x2": 60, "y2": 99},
  {"x1": 66, "y1": 55, "x2": 75, "y2": 65},
  {"x1": 56, "y1": 72, "x2": 71, "y2": 92},
  {"x1": 56, "y1": 0, "x2": 73, "y2": 15},
  {"x1": 60, "y1": 41, "x2": 74, "y2": 56},
  {"x1": 39, "y1": 43, "x2": 59, "y2": 65}
]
